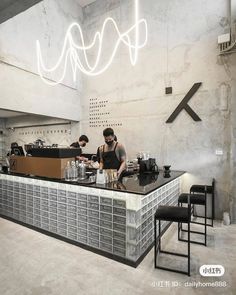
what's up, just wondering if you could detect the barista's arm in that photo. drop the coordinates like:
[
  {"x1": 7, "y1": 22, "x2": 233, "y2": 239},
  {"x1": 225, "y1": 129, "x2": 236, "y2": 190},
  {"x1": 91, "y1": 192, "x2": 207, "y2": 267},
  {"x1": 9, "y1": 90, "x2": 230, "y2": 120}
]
[
  {"x1": 117, "y1": 157, "x2": 126, "y2": 177},
  {"x1": 117, "y1": 144, "x2": 127, "y2": 177},
  {"x1": 99, "y1": 147, "x2": 104, "y2": 169},
  {"x1": 99, "y1": 160, "x2": 104, "y2": 170},
  {"x1": 76, "y1": 156, "x2": 88, "y2": 162}
]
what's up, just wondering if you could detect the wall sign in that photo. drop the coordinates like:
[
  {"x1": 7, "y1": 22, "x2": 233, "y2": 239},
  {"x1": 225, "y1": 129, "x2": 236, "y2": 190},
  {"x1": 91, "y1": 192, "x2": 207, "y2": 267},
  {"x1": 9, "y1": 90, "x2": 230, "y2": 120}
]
[
  {"x1": 89, "y1": 98, "x2": 123, "y2": 128},
  {"x1": 166, "y1": 82, "x2": 202, "y2": 123}
]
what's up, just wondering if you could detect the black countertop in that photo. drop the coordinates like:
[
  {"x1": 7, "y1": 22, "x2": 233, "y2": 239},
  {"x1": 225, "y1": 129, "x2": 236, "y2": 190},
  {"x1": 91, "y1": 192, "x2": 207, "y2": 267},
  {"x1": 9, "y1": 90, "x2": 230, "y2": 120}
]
[
  {"x1": 0, "y1": 170, "x2": 185, "y2": 195},
  {"x1": 93, "y1": 170, "x2": 185, "y2": 195}
]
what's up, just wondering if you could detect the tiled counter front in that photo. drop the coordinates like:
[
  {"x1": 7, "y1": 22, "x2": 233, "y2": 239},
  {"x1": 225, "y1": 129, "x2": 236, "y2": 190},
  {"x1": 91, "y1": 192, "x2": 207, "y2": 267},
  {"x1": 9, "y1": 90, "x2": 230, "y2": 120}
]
[{"x1": 0, "y1": 174, "x2": 181, "y2": 266}]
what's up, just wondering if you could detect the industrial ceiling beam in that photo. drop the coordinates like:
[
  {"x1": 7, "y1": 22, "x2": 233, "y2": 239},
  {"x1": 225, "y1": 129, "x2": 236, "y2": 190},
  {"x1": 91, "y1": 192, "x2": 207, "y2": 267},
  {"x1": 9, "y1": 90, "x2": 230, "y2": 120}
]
[{"x1": 0, "y1": 0, "x2": 43, "y2": 24}]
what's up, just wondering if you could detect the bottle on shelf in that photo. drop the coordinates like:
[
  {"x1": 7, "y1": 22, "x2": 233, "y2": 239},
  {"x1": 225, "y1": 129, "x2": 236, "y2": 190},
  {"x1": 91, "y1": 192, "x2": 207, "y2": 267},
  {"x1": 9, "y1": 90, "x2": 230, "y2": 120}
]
[
  {"x1": 71, "y1": 160, "x2": 78, "y2": 181},
  {"x1": 65, "y1": 161, "x2": 71, "y2": 181},
  {"x1": 78, "y1": 161, "x2": 86, "y2": 180}
]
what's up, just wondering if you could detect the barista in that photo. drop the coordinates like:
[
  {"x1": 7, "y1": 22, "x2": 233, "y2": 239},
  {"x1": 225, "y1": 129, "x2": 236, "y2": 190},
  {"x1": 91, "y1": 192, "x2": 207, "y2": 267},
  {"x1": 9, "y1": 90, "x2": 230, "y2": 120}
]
[
  {"x1": 99, "y1": 128, "x2": 126, "y2": 177},
  {"x1": 96, "y1": 135, "x2": 117, "y2": 163},
  {"x1": 70, "y1": 135, "x2": 89, "y2": 161},
  {"x1": 70, "y1": 135, "x2": 89, "y2": 149}
]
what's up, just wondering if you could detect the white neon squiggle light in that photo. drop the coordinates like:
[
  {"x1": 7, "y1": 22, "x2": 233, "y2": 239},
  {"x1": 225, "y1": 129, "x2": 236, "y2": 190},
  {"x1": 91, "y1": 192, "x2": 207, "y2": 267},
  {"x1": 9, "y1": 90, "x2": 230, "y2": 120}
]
[{"x1": 36, "y1": 0, "x2": 148, "y2": 86}]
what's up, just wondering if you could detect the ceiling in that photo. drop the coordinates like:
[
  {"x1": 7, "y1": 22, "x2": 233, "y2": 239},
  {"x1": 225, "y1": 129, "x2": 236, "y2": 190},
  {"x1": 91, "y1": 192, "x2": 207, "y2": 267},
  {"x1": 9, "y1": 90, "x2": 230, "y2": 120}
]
[
  {"x1": 0, "y1": 0, "x2": 97, "y2": 24},
  {"x1": 0, "y1": 0, "x2": 43, "y2": 24},
  {"x1": 0, "y1": 109, "x2": 26, "y2": 118},
  {"x1": 77, "y1": 0, "x2": 97, "y2": 8}
]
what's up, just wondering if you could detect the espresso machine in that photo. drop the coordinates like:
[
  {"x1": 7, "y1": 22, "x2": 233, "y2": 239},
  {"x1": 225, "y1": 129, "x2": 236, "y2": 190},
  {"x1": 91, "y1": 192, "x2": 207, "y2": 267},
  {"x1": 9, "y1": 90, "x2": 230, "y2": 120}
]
[{"x1": 139, "y1": 158, "x2": 159, "y2": 174}]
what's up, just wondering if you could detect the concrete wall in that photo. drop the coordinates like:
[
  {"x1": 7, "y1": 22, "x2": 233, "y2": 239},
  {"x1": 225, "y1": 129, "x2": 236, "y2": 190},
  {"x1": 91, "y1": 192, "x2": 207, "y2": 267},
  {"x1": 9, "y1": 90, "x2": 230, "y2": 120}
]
[
  {"x1": 79, "y1": 0, "x2": 236, "y2": 220},
  {"x1": 229, "y1": 55, "x2": 236, "y2": 223},
  {"x1": 0, "y1": 0, "x2": 83, "y2": 120}
]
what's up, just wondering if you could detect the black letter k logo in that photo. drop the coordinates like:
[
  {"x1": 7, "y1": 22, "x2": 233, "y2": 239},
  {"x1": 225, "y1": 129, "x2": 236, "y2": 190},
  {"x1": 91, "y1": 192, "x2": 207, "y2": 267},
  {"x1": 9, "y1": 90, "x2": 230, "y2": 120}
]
[{"x1": 166, "y1": 82, "x2": 202, "y2": 123}]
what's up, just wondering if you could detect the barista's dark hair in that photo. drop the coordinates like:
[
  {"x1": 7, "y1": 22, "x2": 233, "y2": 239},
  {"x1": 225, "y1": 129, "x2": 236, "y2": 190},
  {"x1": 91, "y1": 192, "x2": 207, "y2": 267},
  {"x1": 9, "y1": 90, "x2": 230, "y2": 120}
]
[
  {"x1": 103, "y1": 128, "x2": 114, "y2": 137},
  {"x1": 11, "y1": 142, "x2": 18, "y2": 148},
  {"x1": 79, "y1": 135, "x2": 89, "y2": 143}
]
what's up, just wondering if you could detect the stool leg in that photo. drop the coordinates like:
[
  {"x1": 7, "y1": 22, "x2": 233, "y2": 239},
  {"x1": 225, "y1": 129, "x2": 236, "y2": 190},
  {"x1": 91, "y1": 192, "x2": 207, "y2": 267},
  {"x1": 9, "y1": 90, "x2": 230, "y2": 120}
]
[
  {"x1": 191, "y1": 204, "x2": 194, "y2": 215},
  {"x1": 212, "y1": 190, "x2": 214, "y2": 226},
  {"x1": 188, "y1": 220, "x2": 190, "y2": 276},
  {"x1": 178, "y1": 222, "x2": 180, "y2": 240},
  {"x1": 180, "y1": 202, "x2": 183, "y2": 234},
  {"x1": 154, "y1": 218, "x2": 156, "y2": 267},
  {"x1": 205, "y1": 198, "x2": 207, "y2": 246}
]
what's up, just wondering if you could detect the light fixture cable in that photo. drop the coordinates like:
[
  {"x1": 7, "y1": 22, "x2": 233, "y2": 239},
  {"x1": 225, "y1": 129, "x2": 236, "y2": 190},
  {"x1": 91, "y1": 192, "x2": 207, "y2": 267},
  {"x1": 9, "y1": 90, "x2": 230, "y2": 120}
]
[{"x1": 36, "y1": 0, "x2": 148, "y2": 85}]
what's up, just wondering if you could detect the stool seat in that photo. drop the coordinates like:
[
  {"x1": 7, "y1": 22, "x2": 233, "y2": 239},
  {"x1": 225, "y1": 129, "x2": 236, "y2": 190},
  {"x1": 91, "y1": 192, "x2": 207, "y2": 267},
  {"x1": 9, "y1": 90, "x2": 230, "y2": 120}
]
[
  {"x1": 179, "y1": 193, "x2": 206, "y2": 205},
  {"x1": 190, "y1": 185, "x2": 212, "y2": 194},
  {"x1": 155, "y1": 205, "x2": 190, "y2": 223}
]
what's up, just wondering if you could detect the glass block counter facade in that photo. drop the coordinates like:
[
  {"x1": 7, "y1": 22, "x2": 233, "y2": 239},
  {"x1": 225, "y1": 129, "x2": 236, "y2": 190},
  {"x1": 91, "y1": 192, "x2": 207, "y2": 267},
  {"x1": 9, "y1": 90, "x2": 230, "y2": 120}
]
[{"x1": 0, "y1": 174, "x2": 181, "y2": 266}]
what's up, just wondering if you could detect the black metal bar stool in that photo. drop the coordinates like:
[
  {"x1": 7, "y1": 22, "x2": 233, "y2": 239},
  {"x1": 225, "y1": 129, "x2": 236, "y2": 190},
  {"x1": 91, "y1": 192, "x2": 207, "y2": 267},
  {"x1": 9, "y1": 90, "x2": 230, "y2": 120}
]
[
  {"x1": 178, "y1": 187, "x2": 207, "y2": 246},
  {"x1": 191, "y1": 179, "x2": 215, "y2": 227},
  {"x1": 154, "y1": 199, "x2": 191, "y2": 276}
]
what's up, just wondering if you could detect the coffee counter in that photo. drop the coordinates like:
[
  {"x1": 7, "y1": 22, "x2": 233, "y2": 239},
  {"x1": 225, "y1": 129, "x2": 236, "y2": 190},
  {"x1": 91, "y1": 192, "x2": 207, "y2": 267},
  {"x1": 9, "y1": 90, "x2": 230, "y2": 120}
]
[{"x1": 0, "y1": 170, "x2": 184, "y2": 267}]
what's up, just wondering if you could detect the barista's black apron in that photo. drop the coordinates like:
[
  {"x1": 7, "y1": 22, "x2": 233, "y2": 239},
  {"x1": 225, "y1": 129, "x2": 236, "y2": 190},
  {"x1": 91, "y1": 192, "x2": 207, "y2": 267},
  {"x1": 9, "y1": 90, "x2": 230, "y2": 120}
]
[{"x1": 102, "y1": 142, "x2": 121, "y2": 170}]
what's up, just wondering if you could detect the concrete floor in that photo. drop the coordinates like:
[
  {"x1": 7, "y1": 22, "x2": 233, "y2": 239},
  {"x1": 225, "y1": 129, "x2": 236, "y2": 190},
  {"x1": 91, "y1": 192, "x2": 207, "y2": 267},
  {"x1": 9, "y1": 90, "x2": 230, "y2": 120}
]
[{"x1": 0, "y1": 218, "x2": 236, "y2": 295}]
